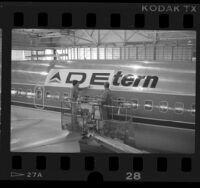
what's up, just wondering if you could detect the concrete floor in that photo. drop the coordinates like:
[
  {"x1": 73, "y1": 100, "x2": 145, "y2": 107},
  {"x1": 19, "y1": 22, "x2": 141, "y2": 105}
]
[
  {"x1": 12, "y1": 104, "x2": 147, "y2": 153},
  {"x1": 11, "y1": 105, "x2": 81, "y2": 152}
]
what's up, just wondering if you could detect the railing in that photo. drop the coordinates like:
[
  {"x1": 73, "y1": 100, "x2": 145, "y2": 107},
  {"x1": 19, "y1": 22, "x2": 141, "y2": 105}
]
[
  {"x1": 61, "y1": 97, "x2": 135, "y2": 123},
  {"x1": 61, "y1": 97, "x2": 136, "y2": 142}
]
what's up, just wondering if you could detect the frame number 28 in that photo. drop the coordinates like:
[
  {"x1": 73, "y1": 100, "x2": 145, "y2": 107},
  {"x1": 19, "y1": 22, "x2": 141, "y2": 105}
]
[{"x1": 126, "y1": 172, "x2": 142, "y2": 181}]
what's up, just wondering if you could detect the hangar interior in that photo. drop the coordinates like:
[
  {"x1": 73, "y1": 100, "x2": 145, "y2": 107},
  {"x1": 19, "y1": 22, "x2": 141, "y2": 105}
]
[
  {"x1": 12, "y1": 29, "x2": 196, "y2": 62},
  {"x1": 10, "y1": 29, "x2": 196, "y2": 153}
]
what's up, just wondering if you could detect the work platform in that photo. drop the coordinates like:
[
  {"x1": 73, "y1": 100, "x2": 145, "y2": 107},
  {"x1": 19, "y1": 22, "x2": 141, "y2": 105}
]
[
  {"x1": 12, "y1": 105, "x2": 136, "y2": 153},
  {"x1": 11, "y1": 103, "x2": 146, "y2": 153},
  {"x1": 60, "y1": 99, "x2": 148, "y2": 153}
]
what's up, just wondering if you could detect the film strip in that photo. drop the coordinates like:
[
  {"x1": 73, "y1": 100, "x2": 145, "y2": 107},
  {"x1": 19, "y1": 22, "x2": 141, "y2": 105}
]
[{"x1": 0, "y1": 2, "x2": 199, "y2": 182}]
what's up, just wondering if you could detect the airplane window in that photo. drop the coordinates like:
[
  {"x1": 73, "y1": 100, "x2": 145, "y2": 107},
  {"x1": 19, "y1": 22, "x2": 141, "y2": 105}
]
[
  {"x1": 54, "y1": 92, "x2": 60, "y2": 101},
  {"x1": 131, "y1": 99, "x2": 138, "y2": 109},
  {"x1": 63, "y1": 93, "x2": 69, "y2": 100},
  {"x1": 36, "y1": 90, "x2": 42, "y2": 100},
  {"x1": 159, "y1": 101, "x2": 168, "y2": 113},
  {"x1": 95, "y1": 95, "x2": 100, "y2": 100},
  {"x1": 84, "y1": 95, "x2": 90, "y2": 102},
  {"x1": 26, "y1": 89, "x2": 32, "y2": 99},
  {"x1": 123, "y1": 101, "x2": 132, "y2": 108},
  {"x1": 11, "y1": 88, "x2": 17, "y2": 96},
  {"x1": 191, "y1": 104, "x2": 195, "y2": 116},
  {"x1": 21, "y1": 91, "x2": 26, "y2": 96},
  {"x1": 117, "y1": 97, "x2": 125, "y2": 105},
  {"x1": 144, "y1": 100, "x2": 153, "y2": 111},
  {"x1": 174, "y1": 102, "x2": 184, "y2": 114},
  {"x1": 46, "y1": 91, "x2": 51, "y2": 100},
  {"x1": 94, "y1": 95, "x2": 101, "y2": 103},
  {"x1": 118, "y1": 97, "x2": 125, "y2": 102},
  {"x1": 17, "y1": 88, "x2": 23, "y2": 97}
]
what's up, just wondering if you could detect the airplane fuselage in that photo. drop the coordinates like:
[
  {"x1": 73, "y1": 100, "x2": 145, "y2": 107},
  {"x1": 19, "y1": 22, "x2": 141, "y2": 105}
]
[{"x1": 11, "y1": 60, "x2": 196, "y2": 153}]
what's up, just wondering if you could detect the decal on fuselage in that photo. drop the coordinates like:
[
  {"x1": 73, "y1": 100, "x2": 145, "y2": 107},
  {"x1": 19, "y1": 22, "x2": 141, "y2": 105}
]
[
  {"x1": 49, "y1": 72, "x2": 62, "y2": 83},
  {"x1": 45, "y1": 69, "x2": 159, "y2": 89}
]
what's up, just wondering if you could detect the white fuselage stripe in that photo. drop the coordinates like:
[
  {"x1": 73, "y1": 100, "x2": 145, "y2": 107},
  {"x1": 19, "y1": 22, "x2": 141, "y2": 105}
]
[
  {"x1": 11, "y1": 100, "x2": 194, "y2": 125},
  {"x1": 11, "y1": 83, "x2": 195, "y2": 97}
]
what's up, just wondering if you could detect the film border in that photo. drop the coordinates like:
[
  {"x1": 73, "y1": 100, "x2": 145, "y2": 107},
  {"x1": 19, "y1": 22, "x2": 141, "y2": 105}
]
[{"x1": 0, "y1": 2, "x2": 199, "y2": 182}]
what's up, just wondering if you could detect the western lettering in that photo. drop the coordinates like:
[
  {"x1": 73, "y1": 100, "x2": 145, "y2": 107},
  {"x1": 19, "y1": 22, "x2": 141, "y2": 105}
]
[
  {"x1": 121, "y1": 74, "x2": 134, "y2": 86},
  {"x1": 66, "y1": 72, "x2": 86, "y2": 84},
  {"x1": 113, "y1": 71, "x2": 123, "y2": 86},
  {"x1": 47, "y1": 69, "x2": 159, "y2": 89},
  {"x1": 133, "y1": 76, "x2": 146, "y2": 87},
  {"x1": 90, "y1": 73, "x2": 110, "y2": 85},
  {"x1": 143, "y1": 76, "x2": 158, "y2": 88},
  {"x1": 113, "y1": 72, "x2": 158, "y2": 88}
]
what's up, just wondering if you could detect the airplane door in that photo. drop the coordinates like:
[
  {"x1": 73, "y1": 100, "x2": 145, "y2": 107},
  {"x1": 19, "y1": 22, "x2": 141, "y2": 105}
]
[{"x1": 34, "y1": 85, "x2": 45, "y2": 109}]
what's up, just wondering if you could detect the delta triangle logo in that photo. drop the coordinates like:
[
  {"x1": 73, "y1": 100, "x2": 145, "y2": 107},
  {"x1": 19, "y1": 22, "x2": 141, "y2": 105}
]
[{"x1": 49, "y1": 71, "x2": 61, "y2": 83}]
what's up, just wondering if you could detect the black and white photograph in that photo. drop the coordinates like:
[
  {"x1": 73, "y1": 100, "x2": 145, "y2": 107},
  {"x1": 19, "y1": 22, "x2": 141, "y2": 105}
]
[
  {"x1": 10, "y1": 29, "x2": 196, "y2": 153},
  {"x1": 0, "y1": 29, "x2": 2, "y2": 148}
]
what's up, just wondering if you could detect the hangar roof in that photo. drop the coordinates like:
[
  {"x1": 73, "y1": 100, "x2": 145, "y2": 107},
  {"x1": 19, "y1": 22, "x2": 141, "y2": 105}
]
[{"x1": 12, "y1": 29, "x2": 196, "y2": 50}]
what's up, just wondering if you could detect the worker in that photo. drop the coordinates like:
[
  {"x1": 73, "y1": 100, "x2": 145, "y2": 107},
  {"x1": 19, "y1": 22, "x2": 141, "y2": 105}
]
[
  {"x1": 100, "y1": 82, "x2": 112, "y2": 131},
  {"x1": 70, "y1": 80, "x2": 90, "y2": 131},
  {"x1": 98, "y1": 82, "x2": 112, "y2": 135}
]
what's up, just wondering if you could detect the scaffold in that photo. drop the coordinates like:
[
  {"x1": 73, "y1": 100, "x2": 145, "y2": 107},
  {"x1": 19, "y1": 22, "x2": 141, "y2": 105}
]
[{"x1": 61, "y1": 97, "x2": 137, "y2": 146}]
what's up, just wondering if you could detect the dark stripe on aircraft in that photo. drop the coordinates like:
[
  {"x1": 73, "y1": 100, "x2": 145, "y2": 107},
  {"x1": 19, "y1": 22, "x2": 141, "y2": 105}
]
[
  {"x1": 11, "y1": 101, "x2": 195, "y2": 130},
  {"x1": 111, "y1": 114, "x2": 195, "y2": 130}
]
